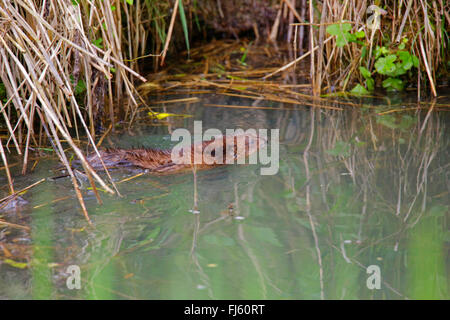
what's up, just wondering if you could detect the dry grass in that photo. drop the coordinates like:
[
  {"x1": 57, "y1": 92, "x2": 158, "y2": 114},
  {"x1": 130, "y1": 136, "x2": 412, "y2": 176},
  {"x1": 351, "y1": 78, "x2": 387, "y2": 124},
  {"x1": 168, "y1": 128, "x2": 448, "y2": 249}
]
[{"x1": 0, "y1": 0, "x2": 160, "y2": 221}]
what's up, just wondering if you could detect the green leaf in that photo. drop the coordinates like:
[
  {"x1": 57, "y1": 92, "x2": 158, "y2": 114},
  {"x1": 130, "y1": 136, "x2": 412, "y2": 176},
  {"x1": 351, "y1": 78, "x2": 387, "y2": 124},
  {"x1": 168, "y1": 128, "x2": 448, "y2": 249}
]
[
  {"x1": 350, "y1": 84, "x2": 370, "y2": 95},
  {"x1": 375, "y1": 54, "x2": 397, "y2": 75},
  {"x1": 347, "y1": 33, "x2": 357, "y2": 42},
  {"x1": 126, "y1": 0, "x2": 133, "y2": 5},
  {"x1": 240, "y1": 46, "x2": 249, "y2": 64},
  {"x1": 359, "y1": 66, "x2": 372, "y2": 79},
  {"x1": 326, "y1": 23, "x2": 353, "y2": 47},
  {"x1": 326, "y1": 23, "x2": 351, "y2": 36},
  {"x1": 75, "y1": 79, "x2": 86, "y2": 95},
  {"x1": 397, "y1": 51, "x2": 413, "y2": 70},
  {"x1": 366, "y1": 78, "x2": 375, "y2": 91},
  {"x1": 374, "y1": 46, "x2": 382, "y2": 59},
  {"x1": 375, "y1": 46, "x2": 389, "y2": 59},
  {"x1": 382, "y1": 77, "x2": 404, "y2": 91},
  {"x1": 386, "y1": 54, "x2": 397, "y2": 64},
  {"x1": 355, "y1": 30, "x2": 365, "y2": 38},
  {"x1": 178, "y1": 0, "x2": 190, "y2": 54},
  {"x1": 392, "y1": 65, "x2": 406, "y2": 77},
  {"x1": 361, "y1": 45, "x2": 367, "y2": 59},
  {"x1": 92, "y1": 38, "x2": 103, "y2": 49}
]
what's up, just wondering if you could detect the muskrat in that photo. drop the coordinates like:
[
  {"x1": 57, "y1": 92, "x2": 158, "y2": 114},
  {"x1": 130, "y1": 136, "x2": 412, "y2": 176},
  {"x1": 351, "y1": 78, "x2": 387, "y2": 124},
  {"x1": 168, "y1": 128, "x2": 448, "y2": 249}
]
[{"x1": 85, "y1": 132, "x2": 266, "y2": 174}]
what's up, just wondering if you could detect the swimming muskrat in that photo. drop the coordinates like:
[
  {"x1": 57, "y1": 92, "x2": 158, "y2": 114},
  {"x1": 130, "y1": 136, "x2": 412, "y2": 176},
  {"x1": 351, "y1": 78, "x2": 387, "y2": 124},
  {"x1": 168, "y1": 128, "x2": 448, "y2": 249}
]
[{"x1": 85, "y1": 132, "x2": 266, "y2": 174}]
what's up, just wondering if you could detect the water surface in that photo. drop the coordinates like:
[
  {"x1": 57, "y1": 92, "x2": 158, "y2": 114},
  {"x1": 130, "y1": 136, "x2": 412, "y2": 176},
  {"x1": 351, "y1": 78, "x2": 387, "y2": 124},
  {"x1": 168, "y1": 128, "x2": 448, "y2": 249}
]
[{"x1": 0, "y1": 92, "x2": 448, "y2": 299}]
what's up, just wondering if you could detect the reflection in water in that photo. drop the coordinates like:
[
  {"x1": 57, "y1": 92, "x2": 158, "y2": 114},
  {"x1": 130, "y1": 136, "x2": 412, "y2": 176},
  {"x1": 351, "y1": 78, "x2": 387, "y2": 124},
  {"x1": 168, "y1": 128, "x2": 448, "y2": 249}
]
[{"x1": 0, "y1": 94, "x2": 448, "y2": 299}]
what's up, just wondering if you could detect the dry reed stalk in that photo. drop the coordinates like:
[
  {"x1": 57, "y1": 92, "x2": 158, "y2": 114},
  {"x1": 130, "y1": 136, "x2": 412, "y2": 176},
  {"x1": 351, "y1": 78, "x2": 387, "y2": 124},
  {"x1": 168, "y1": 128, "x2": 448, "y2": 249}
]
[
  {"x1": 160, "y1": 0, "x2": 179, "y2": 66},
  {"x1": 282, "y1": 0, "x2": 304, "y2": 23},
  {"x1": 309, "y1": 0, "x2": 316, "y2": 95},
  {"x1": 315, "y1": 0, "x2": 328, "y2": 93},
  {"x1": 0, "y1": 177, "x2": 44, "y2": 211},
  {"x1": 0, "y1": 0, "x2": 166, "y2": 221},
  {"x1": 0, "y1": 219, "x2": 30, "y2": 231},
  {"x1": 0, "y1": 137, "x2": 14, "y2": 194},
  {"x1": 418, "y1": 29, "x2": 437, "y2": 97}
]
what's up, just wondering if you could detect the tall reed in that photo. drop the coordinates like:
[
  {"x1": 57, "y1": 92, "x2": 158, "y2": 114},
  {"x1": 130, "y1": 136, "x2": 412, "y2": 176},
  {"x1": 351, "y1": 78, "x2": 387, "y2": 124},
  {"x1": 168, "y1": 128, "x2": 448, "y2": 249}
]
[{"x1": 0, "y1": 0, "x2": 173, "y2": 221}]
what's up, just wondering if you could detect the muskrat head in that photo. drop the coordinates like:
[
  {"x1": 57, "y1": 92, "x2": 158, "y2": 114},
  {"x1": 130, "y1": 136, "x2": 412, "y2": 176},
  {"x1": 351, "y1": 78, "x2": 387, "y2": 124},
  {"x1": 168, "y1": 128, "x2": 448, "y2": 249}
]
[
  {"x1": 173, "y1": 131, "x2": 267, "y2": 167},
  {"x1": 200, "y1": 131, "x2": 267, "y2": 165}
]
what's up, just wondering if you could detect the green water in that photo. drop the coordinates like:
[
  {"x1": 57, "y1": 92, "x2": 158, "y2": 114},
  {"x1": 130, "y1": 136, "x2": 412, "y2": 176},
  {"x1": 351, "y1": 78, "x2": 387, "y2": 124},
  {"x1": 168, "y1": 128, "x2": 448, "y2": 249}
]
[{"x1": 0, "y1": 93, "x2": 448, "y2": 299}]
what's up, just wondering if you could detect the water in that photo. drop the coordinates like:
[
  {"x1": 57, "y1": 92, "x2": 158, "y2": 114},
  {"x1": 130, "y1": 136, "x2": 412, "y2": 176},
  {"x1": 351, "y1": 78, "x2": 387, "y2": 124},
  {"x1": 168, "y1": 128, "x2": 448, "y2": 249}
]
[{"x1": 0, "y1": 92, "x2": 448, "y2": 299}]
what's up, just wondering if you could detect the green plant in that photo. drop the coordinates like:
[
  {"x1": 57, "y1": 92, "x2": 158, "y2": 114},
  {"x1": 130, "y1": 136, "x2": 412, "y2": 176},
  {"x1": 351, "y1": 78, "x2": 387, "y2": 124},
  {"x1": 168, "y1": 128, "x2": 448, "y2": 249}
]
[
  {"x1": 237, "y1": 45, "x2": 250, "y2": 66},
  {"x1": 326, "y1": 23, "x2": 365, "y2": 48},
  {"x1": 373, "y1": 41, "x2": 419, "y2": 91},
  {"x1": 350, "y1": 66, "x2": 374, "y2": 94},
  {"x1": 356, "y1": 39, "x2": 418, "y2": 93},
  {"x1": 327, "y1": 22, "x2": 421, "y2": 94},
  {"x1": 178, "y1": 0, "x2": 190, "y2": 54}
]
